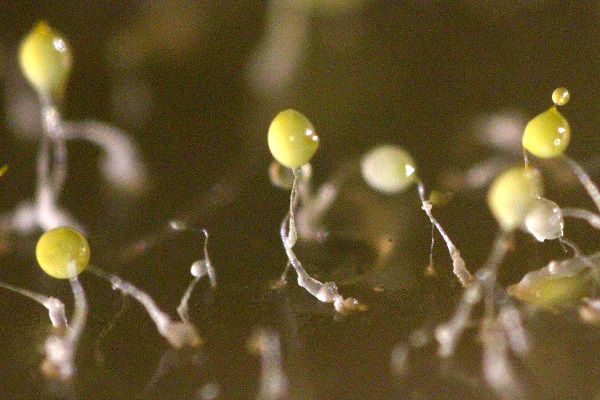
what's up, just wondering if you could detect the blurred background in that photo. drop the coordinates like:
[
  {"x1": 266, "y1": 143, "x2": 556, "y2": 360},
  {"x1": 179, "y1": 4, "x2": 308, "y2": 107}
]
[{"x1": 1, "y1": 1, "x2": 600, "y2": 399}]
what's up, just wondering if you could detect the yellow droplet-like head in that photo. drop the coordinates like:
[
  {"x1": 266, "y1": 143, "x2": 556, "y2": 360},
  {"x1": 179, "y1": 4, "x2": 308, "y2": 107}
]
[
  {"x1": 19, "y1": 21, "x2": 72, "y2": 100},
  {"x1": 268, "y1": 109, "x2": 319, "y2": 168},
  {"x1": 36, "y1": 227, "x2": 90, "y2": 279},
  {"x1": 522, "y1": 106, "x2": 570, "y2": 158},
  {"x1": 487, "y1": 166, "x2": 543, "y2": 231},
  {"x1": 552, "y1": 87, "x2": 570, "y2": 106},
  {"x1": 360, "y1": 144, "x2": 417, "y2": 194}
]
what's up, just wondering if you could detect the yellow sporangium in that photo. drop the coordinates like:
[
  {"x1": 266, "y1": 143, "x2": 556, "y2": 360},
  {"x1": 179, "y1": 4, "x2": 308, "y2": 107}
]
[
  {"x1": 268, "y1": 109, "x2": 319, "y2": 168},
  {"x1": 36, "y1": 226, "x2": 90, "y2": 279},
  {"x1": 19, "y1": 21, "x2": 72, "y2": 100},
  {"x1": 522, "y1": 88, "x2": 571, "y2": 159}
]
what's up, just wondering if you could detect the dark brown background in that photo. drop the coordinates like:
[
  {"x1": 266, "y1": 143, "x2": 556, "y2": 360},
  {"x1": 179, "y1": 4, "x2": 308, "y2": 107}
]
[{"x1": 1, "y1": 1, "x2": 600, "y2": 399}]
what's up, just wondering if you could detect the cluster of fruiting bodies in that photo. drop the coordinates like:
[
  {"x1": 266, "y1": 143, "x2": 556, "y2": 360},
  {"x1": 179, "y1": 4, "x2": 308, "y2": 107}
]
[{"x1": 4, "y1": 21, "x2": 600, "y2": 398}]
